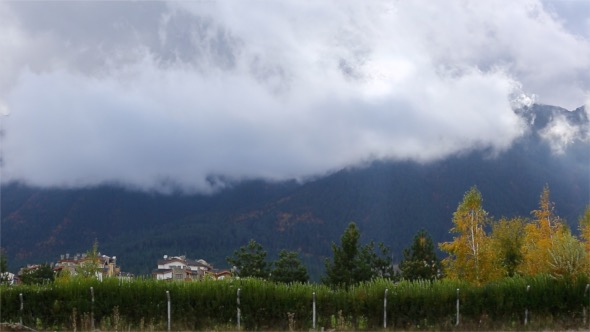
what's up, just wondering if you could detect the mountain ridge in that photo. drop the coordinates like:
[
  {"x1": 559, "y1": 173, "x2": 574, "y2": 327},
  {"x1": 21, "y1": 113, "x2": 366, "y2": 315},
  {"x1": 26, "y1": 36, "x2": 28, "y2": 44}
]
[{"x1": 1, "y1": 104, "x2": 588, "y2": 280}]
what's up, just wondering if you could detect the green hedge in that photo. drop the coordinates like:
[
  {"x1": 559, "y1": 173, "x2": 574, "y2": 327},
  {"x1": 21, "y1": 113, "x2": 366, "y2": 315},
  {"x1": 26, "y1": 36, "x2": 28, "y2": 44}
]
[{"x1": 1, "y1": 275, "x2": 589, "y2": 330}]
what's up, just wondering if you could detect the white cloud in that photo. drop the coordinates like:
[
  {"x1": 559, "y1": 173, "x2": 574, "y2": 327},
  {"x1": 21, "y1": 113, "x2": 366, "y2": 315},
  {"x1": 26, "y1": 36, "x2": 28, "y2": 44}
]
[
  {"x1": 539, "y1": 114, "x2": 586, "y2": 154},
  {"x1": 0, "y1": 0, "x2": 588, "y2": 192}
]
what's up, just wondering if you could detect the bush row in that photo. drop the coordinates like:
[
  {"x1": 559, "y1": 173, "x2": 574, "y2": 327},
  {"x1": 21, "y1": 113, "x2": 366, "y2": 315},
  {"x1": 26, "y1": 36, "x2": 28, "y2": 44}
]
[{"x1": 1, "y1": 275, "x2": 590, "y2": 330}]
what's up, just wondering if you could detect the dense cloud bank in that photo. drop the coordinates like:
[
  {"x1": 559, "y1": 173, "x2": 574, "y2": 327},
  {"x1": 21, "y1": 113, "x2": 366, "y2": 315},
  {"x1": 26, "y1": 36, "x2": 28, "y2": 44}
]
[{"x1": 0, "y1": 1, "x2": 589, "y2": 192}]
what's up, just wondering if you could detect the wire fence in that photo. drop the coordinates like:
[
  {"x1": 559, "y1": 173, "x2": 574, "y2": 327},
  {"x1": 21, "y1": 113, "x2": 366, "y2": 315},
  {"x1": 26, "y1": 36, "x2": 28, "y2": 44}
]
[{"x1": 2, "y1": 275, "x2": 590, "y2": 331}]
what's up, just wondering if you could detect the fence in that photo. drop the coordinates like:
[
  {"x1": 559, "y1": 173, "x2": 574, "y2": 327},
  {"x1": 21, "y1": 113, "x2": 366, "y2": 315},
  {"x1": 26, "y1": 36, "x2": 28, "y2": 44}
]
[{"x1": 2, "y1": 275, "x2": 590, "y2": 330}]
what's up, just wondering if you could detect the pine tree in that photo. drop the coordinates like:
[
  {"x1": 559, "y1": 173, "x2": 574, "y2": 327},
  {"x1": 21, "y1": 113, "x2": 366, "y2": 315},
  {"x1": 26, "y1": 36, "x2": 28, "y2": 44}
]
[
  {"x1": 0, "y1": 248, "x2": 8, "y2": 284},
  {"x1": 270, "y1": 250, "x2": 309, "y2": 283},
  {"x1": 363, "y1": 241, "x2": 396, "y2": 279},
  {"x1": 323, "y1": 222, "x2": 365, "y2": 288},
  {"x1": 226, "y1": 239, "x2": 270, "y2": 279},
  {"x1": 323, "y1": 222, "x2": 393, "y2": 288},
  {"x1": 400, "y1": 229, "x2": 440, "y2": 281}
]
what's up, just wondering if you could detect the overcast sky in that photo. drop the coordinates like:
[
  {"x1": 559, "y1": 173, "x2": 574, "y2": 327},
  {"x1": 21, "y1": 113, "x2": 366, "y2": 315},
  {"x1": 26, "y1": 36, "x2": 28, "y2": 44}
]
[{"x1": 0, "y1": 0, "x2": 589, "y2": 192}]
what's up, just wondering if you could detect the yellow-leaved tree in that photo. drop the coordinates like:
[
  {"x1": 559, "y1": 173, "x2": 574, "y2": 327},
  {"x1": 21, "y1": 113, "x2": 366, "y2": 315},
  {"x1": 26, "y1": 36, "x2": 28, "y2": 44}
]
[
  {"x1": 578, "y1": 205, "x2": 590, "y2": 254},
  {"x1": 489, "y1": 217, "x2": 526, "y2": 277},
  {"x1": 439, "y1": 186, "x2": 499, "y2": 284},
  {"x1": 547, "y1": 231, "x2": 588, "y2": 279},
  {"x1": 520, "y1": 185, "x2": 565, "y2": 275},
  {"x1": 577, "y1": 205, "x2": 590, "y2": 273}
]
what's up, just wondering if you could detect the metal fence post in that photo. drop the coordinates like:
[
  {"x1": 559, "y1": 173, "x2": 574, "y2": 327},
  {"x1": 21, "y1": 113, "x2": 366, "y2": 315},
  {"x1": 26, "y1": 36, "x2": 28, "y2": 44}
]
[
  {"x1": 524, "y1": 285, "x2": 530, "y2": 325},
  {"x1": 312, "y1": 292, "x2": 316, "y2": 330},
  {"x1": 383, "y1": 288, "x2": 388, "y2": 329},
  {"x1": 237, "y1": 288, "x2": 241, "y2": 330},
  {"x1": 90, "y1": 287, "x2": 95, "y2": 331},
  {"x1": 19, "y1": 293, "x2": 23, "y2": 325},
  {"x1": 455, "y1": 288, "x2": 460, "y2": 326},
  {"x1": 585, "y1": 284, "x2": 590, "y2": 327},
  {"x1": 166, "y1": 290, "x2": 171, "y2": 332}
]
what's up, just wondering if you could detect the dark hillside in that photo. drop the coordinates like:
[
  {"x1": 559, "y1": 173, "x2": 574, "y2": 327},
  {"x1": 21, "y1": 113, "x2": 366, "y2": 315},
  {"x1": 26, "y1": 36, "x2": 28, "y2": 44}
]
[{"x1": 2, "y1": 104, "x2": 588, "y2": 280}]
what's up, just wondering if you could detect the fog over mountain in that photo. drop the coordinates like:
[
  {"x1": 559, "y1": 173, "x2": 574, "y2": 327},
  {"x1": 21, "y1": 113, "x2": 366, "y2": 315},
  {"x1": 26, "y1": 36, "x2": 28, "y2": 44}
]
[
  {"x1": 1, "y1": 104, "x2": 588, "y2": 279},
  {"x1": 0, "y1": 1, "x2": 589, "y2": 193},
  {"x1": 1, "y1": 1, "x2": 589, "y2": 278}
]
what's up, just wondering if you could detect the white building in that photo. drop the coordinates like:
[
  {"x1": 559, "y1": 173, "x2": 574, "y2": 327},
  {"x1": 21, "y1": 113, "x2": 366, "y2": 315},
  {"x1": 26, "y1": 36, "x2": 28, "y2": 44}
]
[{"x1": 153, "y1": 255, "x2": 212, "y2": 281}]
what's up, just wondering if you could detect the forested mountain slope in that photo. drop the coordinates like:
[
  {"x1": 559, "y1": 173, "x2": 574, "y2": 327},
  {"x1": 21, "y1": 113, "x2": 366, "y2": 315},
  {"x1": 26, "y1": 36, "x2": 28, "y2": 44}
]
[{"x1": 2, "y1": 104, "x2": 588, "y2": 279}]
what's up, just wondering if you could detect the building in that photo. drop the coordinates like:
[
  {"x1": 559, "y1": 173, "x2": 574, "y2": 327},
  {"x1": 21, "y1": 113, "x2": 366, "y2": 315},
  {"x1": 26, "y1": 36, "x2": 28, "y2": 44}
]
[
  {"x1": 0, "y1": 271, "x2": 16, "y2": 285},
  {"x1": 152, "y1": 255, "x2": 230, "y2": 281}
]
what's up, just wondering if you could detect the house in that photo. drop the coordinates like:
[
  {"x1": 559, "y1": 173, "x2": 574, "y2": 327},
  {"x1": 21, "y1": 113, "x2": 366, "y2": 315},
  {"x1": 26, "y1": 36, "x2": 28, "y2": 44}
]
[
  {"x1": 214, "y1": 270, "x2": 232, "y2": 280},
  {"x1": 18, "y1": 264, "x2": 43, "y2": 276},
  {"x1": 152, "y1": 255, "x2": 230, "y2": 281},
  {"x1": 0, "y1": 271, "x2": 16, "y2": 285},
  {"x1": 53, "y1": 252, "x2": 123, "y2": 280}
]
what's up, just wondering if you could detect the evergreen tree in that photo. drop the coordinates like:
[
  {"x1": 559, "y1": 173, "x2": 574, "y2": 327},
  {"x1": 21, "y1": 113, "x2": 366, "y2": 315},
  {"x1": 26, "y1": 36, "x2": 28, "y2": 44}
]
[
  {"x1": 323, "y1": 222, "x2": 393, "y2": 288},
  {"x1": 400, "y1": 229, "x2": 440, "y2": 281},
  {"x1": 270, "y1": 250, "x2": 309, "y2": 283},
  {"x1": 0, "y1": 248, "x2": 8, "y2": 284},
  {"x1": 227, "y1": 239, "x2": 270, "y2": 279},
  {"x1": 323, "y1": 222, "x2": 364, "y2": 288},
  {"x1": 363, "y1": 241, "x2": 396, "y2": 279}
]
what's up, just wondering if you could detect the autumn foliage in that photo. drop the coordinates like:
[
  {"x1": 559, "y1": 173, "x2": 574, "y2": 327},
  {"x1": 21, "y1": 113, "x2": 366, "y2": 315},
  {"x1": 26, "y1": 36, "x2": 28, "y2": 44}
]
[
  {"x1": 440, "y1": 185, "x2": 590, "y2": 284},
  {"x1": 439, "y1": 186, "x2": 498, "y2": 284}
]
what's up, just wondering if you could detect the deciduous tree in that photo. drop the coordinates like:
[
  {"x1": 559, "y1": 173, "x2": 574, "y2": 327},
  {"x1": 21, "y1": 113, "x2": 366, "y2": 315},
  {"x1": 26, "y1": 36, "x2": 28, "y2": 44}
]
[
  {"x1": 20, "y1": 264, "x2": 55, "y2": 285},
  {"x1": 547, "y1": 231, "x2": 588, "y2": 279},
  {"x1": 76, "y1": 239, "x2": 101, "y2": 279},
  {"x1": 578, "y1": 205, "x2": 590, "y2": 254},
  {"x1": 520, "y1": 185, "x2": 564, "y2": 275},
  {"x1": 490, "y1": 217, "x2": 526, "y2": 277},
  {"x1": 439, "y1": 186, "x2": 497, "y2": 284}
]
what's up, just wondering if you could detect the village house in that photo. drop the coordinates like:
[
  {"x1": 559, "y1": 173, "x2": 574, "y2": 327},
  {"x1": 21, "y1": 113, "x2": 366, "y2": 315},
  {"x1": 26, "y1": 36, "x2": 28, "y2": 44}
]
[
  {"x1": 17, "y1": 264, "x2": 44, "y2": 280},
  {"x1": 152, "y1": 255, "x2": 231, "y2": 281},
  {"x1": 0, "y1": 271, "x2": 16, "y2": 285}
]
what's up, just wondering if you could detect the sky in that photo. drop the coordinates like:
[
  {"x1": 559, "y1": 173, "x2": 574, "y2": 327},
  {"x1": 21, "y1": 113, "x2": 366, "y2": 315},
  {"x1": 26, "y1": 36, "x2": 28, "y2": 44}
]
[{"x1": 0, "y1": 0, "x2": 589, "y2": 193}]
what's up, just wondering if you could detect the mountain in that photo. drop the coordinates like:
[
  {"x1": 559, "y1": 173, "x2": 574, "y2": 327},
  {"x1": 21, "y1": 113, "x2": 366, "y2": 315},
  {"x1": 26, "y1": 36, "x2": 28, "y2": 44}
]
[{"x1": 1, "y1": 104, "x2": 589, "y2": 280}]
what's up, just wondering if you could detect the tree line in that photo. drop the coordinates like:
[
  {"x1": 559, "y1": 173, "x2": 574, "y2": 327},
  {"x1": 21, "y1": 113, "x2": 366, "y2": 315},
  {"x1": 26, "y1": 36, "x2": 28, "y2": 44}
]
[
  {"x1": 225, "y1": 221, "x2": 440, "y2": 288},
  {"x1": 4, "y1": 184, "x2": 589, "y2": 288},
  {"x1": 440, "y1": 185, "x2": 590, "y2": 284},
  {"x1": 225, "y1": 184, "x2": 590, "y2": 287}
]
